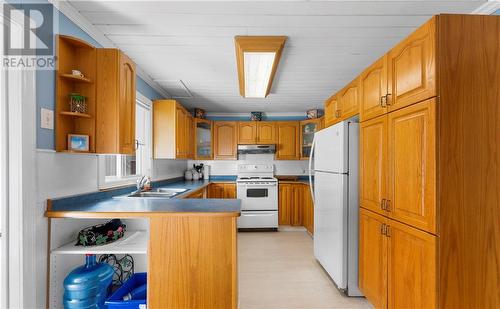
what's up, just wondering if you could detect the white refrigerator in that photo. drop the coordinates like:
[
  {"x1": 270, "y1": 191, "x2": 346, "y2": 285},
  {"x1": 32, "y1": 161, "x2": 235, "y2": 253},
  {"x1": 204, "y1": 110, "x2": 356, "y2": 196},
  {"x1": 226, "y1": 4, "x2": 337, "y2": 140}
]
[{"x1": 308, "y1": 120, "x2": 362, "y2": 297}]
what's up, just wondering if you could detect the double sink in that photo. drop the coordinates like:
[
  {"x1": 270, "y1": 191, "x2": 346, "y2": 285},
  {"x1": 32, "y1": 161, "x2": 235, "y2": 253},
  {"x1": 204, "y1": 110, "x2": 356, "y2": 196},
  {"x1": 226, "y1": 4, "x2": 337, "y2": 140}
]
[{"x1": 115, "y1": 188, "x2": 189, "y2": 199}]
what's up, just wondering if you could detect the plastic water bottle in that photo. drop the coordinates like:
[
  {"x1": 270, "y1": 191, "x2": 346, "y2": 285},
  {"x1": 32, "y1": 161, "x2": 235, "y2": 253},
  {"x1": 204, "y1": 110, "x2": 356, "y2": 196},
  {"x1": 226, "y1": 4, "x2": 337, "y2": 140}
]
[{"x1": 63, "y1": 254, "x2": 114, "y2": 309}]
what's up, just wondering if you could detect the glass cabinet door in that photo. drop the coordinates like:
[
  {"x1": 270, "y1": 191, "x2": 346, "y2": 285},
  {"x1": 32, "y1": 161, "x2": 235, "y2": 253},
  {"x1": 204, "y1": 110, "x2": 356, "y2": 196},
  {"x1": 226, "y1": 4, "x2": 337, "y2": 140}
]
[
  {"x1": 195, "y1": 120, "x2": 213, "y2": 159},
  {"x1": 301, "y1": 120, "x2": 320, "y2": 159}
]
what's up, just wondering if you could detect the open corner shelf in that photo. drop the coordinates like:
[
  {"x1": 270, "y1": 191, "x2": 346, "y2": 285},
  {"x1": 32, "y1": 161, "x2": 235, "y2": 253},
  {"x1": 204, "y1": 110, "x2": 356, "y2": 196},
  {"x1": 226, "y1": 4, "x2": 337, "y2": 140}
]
[
  {"x1": 59, "y1": 73, "x2": 92, "y2": 84},
  {"x1": 58, "y1": 34, "x2": 96, "y2": 50},
  {"x1": 51, "y1": 230, "x2": 148, "y2": 255},
  {"x1": 59, "y1": 111, "x2": 92, "y2": 118}
]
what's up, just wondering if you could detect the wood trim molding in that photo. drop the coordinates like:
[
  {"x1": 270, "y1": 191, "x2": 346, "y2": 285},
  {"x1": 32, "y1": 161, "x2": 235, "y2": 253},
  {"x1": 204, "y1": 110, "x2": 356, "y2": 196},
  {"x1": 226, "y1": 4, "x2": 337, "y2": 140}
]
[{"x1": 234, "y1": 36, "x2": 287, "y2": 98}]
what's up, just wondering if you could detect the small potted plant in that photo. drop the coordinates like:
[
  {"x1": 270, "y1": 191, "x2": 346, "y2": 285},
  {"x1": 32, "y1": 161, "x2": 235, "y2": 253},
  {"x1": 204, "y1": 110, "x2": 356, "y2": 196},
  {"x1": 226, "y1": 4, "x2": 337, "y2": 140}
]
[{"x1": 69, "y1": 93, "x2": 87, "y2": 113}]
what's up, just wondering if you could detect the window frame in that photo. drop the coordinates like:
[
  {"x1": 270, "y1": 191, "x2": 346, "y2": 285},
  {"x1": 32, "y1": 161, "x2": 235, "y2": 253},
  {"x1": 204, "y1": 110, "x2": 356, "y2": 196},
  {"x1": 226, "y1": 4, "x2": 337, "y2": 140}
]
[{"x1": 98, "y1": 91, "x2": 152, "y2": 189}]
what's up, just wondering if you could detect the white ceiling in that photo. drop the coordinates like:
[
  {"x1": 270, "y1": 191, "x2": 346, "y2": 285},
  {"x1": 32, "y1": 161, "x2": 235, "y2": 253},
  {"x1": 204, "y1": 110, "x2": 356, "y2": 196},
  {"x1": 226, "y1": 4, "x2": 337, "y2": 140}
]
[{"x1": 69, "y1": 1, "x2": 485, "y2": 113}]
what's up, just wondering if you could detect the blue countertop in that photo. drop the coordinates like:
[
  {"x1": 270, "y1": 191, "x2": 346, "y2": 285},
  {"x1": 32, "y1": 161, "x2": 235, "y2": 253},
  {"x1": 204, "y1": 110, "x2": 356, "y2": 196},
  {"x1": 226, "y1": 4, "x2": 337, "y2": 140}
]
[{"x1": 47, "y1": 179, "x2": 240, "y2": 217}]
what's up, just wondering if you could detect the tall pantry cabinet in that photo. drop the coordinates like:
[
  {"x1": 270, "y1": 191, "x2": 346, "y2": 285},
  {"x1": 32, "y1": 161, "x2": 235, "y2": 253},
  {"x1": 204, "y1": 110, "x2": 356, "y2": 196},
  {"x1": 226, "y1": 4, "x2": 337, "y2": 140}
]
[{"x1": 358, "y1": 15, "x2": 500, "y2": 309}]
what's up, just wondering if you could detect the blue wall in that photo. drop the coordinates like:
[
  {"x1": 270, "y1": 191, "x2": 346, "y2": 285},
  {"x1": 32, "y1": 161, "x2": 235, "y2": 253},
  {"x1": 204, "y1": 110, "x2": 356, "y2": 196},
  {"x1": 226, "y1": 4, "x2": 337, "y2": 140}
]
[{"x1": 36, "y1": 4, "x2": 164, "y2": 149}]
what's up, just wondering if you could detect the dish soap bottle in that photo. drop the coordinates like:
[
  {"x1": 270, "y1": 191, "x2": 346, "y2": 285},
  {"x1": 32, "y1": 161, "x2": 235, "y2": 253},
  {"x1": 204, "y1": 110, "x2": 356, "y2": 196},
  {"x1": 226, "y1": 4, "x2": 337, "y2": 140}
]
[{"x1": 63, "y1": 254, "x2": 114, "y2": 308}]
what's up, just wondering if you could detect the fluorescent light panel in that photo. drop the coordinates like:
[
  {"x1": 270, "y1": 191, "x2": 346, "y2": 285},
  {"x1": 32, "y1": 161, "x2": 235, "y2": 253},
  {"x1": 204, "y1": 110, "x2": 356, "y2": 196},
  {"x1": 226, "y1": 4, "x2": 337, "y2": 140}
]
[{"x1": 243, "y1": 52, "x2": 276, "y2": 98}]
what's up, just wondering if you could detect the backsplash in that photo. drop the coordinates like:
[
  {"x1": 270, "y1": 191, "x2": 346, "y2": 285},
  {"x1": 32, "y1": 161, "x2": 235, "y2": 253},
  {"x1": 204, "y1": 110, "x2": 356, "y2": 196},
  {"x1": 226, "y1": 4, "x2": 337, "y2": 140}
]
[{"x1": 188, "y1": 154, "x2": 309, "y2": 176}]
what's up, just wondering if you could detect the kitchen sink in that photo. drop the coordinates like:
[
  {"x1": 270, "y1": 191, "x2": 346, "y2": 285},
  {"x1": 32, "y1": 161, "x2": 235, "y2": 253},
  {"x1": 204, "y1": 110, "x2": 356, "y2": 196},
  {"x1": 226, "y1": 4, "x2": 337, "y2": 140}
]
[{"x1": 114, "y1": 188, "x2": 189, "y2": 199}]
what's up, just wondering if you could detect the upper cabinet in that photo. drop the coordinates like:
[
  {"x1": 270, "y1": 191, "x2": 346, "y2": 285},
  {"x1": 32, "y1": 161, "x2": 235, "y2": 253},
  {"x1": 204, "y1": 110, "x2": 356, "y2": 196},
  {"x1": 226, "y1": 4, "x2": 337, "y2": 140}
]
[
  {"x1": 237, "y1": 122, "x2": 276, "y2": 144},
  {"x1": 387, "y1": 16, "x2": 436, "y2": 112},
  {"x1": 360, "y1": 55, "x2": 388, "y2": 122},
  {"x1": 153, "y1": 99, "x2": 193, "y2": 159},
  {"x1": 337, "y1": 78, "x2": 360, "y2": 120},
  {"x1": 55, "y1": 35, "x2": 136, "y2": 155},
  {"x1": 299, "y1": 118, "x2": 322, "y2": 160},
  {"x1": 194, "y1": 119, "x2": 213, "y2": 160},
  {"x1": 276, "y1": 122, "x2": 300, "y2": 160},
  {"x1": 214, "y1": 121, "x2": 237, "y2": 160},
  {"x1": 324, "y1": 94, "x2": 338, "y2": 128},
  {"x1": 96, "y1": 49, "x2": 136, "y2": 155}
]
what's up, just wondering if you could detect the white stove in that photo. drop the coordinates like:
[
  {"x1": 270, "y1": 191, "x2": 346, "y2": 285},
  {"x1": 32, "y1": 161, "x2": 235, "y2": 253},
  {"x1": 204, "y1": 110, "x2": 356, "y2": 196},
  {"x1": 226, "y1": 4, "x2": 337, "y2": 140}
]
[{"x1": 236, "y1": 164, "x2": 278, "y2": 229}]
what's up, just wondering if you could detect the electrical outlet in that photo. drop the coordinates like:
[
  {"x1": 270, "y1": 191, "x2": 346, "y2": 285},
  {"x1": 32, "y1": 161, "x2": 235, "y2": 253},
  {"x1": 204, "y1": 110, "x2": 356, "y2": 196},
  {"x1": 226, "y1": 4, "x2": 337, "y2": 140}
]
[{"x1": 41, "y1": 108, "x2": 54, "y2": 129}]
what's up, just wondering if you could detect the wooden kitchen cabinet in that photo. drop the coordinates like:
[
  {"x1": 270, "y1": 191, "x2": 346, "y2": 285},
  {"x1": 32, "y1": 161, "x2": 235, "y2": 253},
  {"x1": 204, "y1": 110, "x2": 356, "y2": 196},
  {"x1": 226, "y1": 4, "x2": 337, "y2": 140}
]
[
  {"x1": 208, "y1": 183, "x2": 236, "y2": 199},
  {"x1": 237, "y1": 122, "x2": 257, "y2": 144},
  {"x1": 387, "y1": 219, "x2": 436, "y2": 309},
  {"x1": 153, "y1": 99, "x2": 192, "y2": 159},
  {"x1": 324, "y1": 94, "x2": 339, "y2": 128},
  {"x1": 185, "y1": 187, "x2": 206, "y2": 199},
  {"x1": 360, "y1": 55, "x2": 388, "y2": 122},
  {"x1": 278, "y1": 183, "x2": 293, "y2": 225},
  {"x1": 359, "y1": 208, "x2": 436, "y2": 309},
  {"x1": 387, "y1": 99, "x2": 436, "y2": 233},
  {"x1": 356, "y1": 15, "x2": 500, "y2": 309},
  {"x1": 302, "y1": 184, "x2": 314, "y2": 234},
  {"x1": 237, "y1": 121, "x2": 276, "y2": 144},
  {"x1": 279, "y1": 183, "x2": 311, "y2": 228},
  {"x1": 359, "y1": 115, "x2": 387, "y2": 216},
  {"x1": 300, "y1": 118, "x2": 322, "y2": 160},
  {"x1": 387, "y1": 16, "x2": 436, "y2": 112},
  {"x1": 96, "y1": 49, "x2": 136, "y2": 154},
  {"x1": 194, "y1": 118, "x2": 213, "y2": 160},
  {"x1": 214, "y1": 121, "x2": 237, "y2": 160},
  {"x1": 276, "y1": 122, "x2": 300, "y2": 160},
  {"x1": 359, "y1": 209, "x2": 387, "y2": 309},
  {"x1": 337, "y1": 78, "x2": 359, "y2": 120}
]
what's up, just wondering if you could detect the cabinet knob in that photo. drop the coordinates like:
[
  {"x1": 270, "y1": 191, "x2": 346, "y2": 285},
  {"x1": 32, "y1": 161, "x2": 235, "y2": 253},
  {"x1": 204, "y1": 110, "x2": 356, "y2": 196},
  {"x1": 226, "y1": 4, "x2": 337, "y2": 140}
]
[
  {"x1": 386, "y1": 225, "x2": 391, "y2": 237},
  {"x1": 386, "y1": 93, "x2": 392, "y2": 106},
  {"x1": 385, "y1": 200, "x2": 392, "y2": 212},
  {"x1": 381, "y1": 199, "x2": 386, "y2": 210},
  {"x1": 381, "y1": 223, "x2": 386, "y2": 235},
  {"x1": 380, "y1": 95, "x2": 387, "y2": 108}
]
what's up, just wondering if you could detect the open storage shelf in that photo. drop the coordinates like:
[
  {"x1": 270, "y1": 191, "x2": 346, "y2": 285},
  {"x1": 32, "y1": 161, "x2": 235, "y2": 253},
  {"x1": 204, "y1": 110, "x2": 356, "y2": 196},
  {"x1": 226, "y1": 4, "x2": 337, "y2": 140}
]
[
  {"x1": 55, "y1": 35, "x2": 97, "y2": 152},
  {"x1": 51, "y1": 230, "x2": 147, "y2": 255}
]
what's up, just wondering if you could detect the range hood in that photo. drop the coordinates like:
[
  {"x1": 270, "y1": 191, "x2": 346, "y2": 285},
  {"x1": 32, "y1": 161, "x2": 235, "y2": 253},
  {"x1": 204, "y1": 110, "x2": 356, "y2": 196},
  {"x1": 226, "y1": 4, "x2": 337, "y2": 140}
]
[{"x1": 237, "y1": 144, "x2": 276, "y2": 154}]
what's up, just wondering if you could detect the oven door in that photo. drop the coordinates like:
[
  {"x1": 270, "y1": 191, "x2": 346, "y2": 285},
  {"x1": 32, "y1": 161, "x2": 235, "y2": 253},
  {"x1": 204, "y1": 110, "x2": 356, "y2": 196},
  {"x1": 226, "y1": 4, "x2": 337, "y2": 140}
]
[{"x1": 237, "y1": 182, "x2": 278, "y2": 211}]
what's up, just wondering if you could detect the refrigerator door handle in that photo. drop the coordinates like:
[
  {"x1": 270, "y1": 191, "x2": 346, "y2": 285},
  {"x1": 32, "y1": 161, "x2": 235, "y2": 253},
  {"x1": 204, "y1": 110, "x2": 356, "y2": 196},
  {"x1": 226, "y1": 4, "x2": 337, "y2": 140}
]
[{"x1": 308, "y1": 137, "x2": 316, "y2": 205}]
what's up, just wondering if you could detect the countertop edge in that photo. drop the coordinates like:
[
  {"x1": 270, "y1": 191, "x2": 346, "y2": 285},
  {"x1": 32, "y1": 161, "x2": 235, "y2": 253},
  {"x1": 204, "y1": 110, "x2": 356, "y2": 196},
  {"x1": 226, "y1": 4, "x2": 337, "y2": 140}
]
[{"x1": 45, "y1": 210, "x2": 241, "y2": 219}]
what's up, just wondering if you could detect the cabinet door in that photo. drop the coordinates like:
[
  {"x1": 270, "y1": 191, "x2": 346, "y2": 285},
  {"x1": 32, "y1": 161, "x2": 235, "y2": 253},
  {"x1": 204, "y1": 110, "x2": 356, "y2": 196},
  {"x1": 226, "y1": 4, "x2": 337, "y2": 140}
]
[
  {"x1": 387, "y1": 219, "x2": 436, "y2": 309},
  {"x1": 359, "y1": 209, "x2": 388, "y2": 309},
  {"x1": 208, "y1": 183, "x2": 225, "y2": 198},
  {"x1": 276, "y1": 122, "x2": 300, "y2": 160},
  {"x1": 214, "y1": 122, "x2": 237, "y2": 160},
  {"x1": 324, "y1": 95, "x2": 338, "y2": 127},
  {"x1": 175, "y1": 107, "x2": 186, "y2": 158},
  {"x1": 360, "y1": 55, "x2": 388, "y2": 122},
  {"x1": 291, "y1": 184, "x2": 303, "y2": 226},
  {"x1": 257, "y1": 122, "x2": 276, "y2": 144},
  {"x1": 338, "y1": 78, "x2": 359, "y2": 119},
  {"x1": 302, "y1": 184, "x2": 314, "y2": 234},
  {"x1": 360, "y1": 115, "x2": 387, "y2": 216},
  {"x1": 195, "y1": 119, "x2": 213, "y2": 160},
  {"x1": 186, "y1": 114, "x2": 194, "y2": 159},
  {"x1": 119, "y1": 52, "x2": 136, "y2": 155},
  {"x1": 300, "y1": 119, "x2": 321, "y2": 159},
  {"x1": 387, "y1": 17, "x2": 436, "y2": 111},
  {"x1": 278, "y1": 184, "x2": 292, "y2": 225},
  {"x1": 388, "y1": 99, "x2": 436, "y2": 233},
  {"x1": 238, "y1": 122, "x2": 257, "y2": 144},
  {"x1": 224, "y1": 183, "x2": 236, "y2": 199}
]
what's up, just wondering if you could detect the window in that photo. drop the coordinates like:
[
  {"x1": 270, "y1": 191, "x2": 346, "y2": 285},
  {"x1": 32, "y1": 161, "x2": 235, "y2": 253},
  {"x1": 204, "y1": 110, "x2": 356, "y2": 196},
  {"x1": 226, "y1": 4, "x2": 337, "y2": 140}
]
[{"x1": 99, "y1": 93, "x2": 152, "y2": 188}]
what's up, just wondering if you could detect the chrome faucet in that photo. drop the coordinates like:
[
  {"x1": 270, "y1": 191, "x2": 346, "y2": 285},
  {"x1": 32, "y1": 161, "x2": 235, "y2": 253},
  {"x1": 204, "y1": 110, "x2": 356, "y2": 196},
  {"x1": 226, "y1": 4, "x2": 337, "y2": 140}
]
[{"x1": 135, "y1": 175, "x2": 150, "y2": 193}]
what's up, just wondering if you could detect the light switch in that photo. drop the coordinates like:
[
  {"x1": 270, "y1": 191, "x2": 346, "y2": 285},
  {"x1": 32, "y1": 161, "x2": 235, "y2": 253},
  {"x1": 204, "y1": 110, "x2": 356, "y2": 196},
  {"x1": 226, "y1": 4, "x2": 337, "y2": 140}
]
[{"x1": 41, "y1": 108, "x2": 54, "y2": 129}]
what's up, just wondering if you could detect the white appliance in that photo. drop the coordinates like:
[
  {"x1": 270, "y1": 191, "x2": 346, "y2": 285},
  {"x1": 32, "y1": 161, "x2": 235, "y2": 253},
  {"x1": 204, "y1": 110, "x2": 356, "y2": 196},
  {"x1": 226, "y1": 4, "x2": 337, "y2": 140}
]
[
  {"x1": 308, "y1": 120, "x2": 362, "y2": 297},
  {"x1": 236, "y1": 164, "x2": 278, "y2": 229}
]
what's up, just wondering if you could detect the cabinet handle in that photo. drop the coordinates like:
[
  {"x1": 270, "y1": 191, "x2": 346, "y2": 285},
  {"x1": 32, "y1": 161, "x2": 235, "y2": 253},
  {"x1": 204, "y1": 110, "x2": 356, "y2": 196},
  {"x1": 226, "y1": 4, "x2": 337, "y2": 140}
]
[
  {"x1": 335, "y1": 110, "x2": 341, "y2": 118},
  {"x1": 381, "y1": 199, "x2": 386, "y2": 210},
  {"x1": 385, "y1": 93, "x2": 392, "y2": 106},
  {"x1": 386, "y1": 225, "x2": 391, "y2": 237},
  {"x1": 380, "y1": 95, "x2": 387, "y2": 108},
  {"x1": 385, "y1": 200, "x2": 391, "y2": 212},
  {"x1": 379, "y1": 96, "x2": 384, "y2": 107},
  {"x1": 381, "y1": 223, "x2": 386, "y2": 235}
]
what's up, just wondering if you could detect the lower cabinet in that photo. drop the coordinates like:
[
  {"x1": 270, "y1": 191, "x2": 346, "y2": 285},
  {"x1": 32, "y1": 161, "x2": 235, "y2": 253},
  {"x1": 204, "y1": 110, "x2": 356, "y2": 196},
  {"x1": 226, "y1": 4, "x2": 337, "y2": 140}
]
[
  {"x1": 359, "y1": 208, "x2": 437, "y2": 309},
  {"x1": 208, "y1": 183, "x2": 236, "y2": 199},
  {"x1": 185, "y1": 187, "x2": 206, "y2": 199},
  {"x1": 278, "y1": 183, "x2": 314, "y2": 234}
]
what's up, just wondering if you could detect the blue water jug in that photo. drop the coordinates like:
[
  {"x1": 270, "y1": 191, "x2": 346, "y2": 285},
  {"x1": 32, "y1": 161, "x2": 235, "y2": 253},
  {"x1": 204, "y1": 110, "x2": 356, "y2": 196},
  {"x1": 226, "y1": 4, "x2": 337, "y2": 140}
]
[{"x1": 63, "y1": 254, "x2": 114, "y2": 309}]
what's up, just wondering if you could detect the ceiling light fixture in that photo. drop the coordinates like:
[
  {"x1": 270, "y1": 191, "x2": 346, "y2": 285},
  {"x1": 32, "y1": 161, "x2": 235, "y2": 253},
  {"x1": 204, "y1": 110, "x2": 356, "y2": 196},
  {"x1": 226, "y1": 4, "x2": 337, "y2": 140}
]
[{"x1": 234, "y1": 36, "x2": 287, "y2": 98}]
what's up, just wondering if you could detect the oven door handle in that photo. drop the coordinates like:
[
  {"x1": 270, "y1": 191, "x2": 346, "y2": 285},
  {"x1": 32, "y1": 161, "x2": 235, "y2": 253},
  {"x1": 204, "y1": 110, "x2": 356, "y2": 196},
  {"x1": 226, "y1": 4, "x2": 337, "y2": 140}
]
[
  {"x1": 243, "y1": 183, "x2": 277, "y2": 187},
  {"x1": 242, "y1": 213, "x2": 276, "y2": 217}
]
